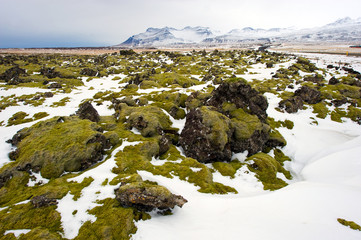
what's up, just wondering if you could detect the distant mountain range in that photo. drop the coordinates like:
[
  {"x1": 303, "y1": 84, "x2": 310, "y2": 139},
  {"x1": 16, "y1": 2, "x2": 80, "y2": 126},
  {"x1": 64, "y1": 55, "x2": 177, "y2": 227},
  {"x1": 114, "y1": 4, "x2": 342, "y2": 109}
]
[{"x1": 115, "y1": 17, "x2": 361, "y2": 48}]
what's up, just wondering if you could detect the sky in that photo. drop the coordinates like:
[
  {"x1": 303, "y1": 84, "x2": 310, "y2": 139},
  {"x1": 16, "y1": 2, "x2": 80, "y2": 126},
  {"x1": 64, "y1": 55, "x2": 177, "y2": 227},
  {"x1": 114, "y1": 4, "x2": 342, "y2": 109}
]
[{"x1": 1, "y1": 0, "x2": 361, "y2": 48}]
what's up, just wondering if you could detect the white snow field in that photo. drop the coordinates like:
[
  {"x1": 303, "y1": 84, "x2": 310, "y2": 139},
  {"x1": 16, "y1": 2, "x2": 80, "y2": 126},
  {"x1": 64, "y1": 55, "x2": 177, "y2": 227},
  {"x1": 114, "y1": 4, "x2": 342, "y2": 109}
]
[{"x1": 0, "y1": 52, "x2": 361, "y2": 239}]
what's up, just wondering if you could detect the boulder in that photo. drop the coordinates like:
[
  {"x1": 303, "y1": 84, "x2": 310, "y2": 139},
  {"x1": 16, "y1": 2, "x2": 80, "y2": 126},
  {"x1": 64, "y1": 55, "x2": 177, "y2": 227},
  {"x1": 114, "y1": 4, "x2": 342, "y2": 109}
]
[
  {"x1": 278, "y1": 96, "x2": 304, "y2": 113},
  {"x1": 48, "y1": 82, "x2": 62, "y2": 89},
  {"x1": 206, "y1": 80, "x2": 268, "y2": 121},
  {"x1": 4, "y1": 116, "x2": 111, "y2": 179},
  {"x1": 180, "y1": 106, "x2": 233, "y2": 163},
  {"x1": 40, "y1": 67, "x2": 61, "y2": 79},
  {"x1": 329, "y1": 76, "x2": 339, "y2": 85},
  {"x1": 31, "y1": 195, "x2": 58, "y2": 208},
  {"x1": 294, "y1": 86, "x2": 321, "y2": 104},
  {"x1": 80, "y1": 68, "x2": 98, "y2": 76},
  {"x1": 0, "y1": 66, "x2": 26, "y2": 81},
  {"x1": 115, "y1": 182, "x2": 187, "y2": 212},
  {"x1": 76, "y1": 101, "x2": 100, "y2": 122}
]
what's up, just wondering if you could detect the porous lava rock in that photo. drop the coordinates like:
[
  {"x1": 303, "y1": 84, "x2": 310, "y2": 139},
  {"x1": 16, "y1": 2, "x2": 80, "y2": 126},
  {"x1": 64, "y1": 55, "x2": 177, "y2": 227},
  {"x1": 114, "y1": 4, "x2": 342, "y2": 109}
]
[
  {"x1": 206, "y1": 80, "x2": 268, "y2": 121},
  {"x1": 115, "y1": 182, "x2": 187, "y2": 212},
  {"x1": 31, "y1": 195, "x2": 58, "y2": 208},
  {"x1": 80, "y1": 68, "x2": 98, "y2": 76},
  {"x1": 76, "y1": 101, "x2": 100, "y2": 122},
  {"x1": 329, "y1": 76, "x2": 339, "y2": 85},
  {"x1": 294, "y1": 85, "x2": 321, "y2": 104},
  {"x1": 0, "y1": 66, "x2": 27, "y2": 81},
  {"x1": 40, "y1": 67, "x2": 61, "y2": 79},
  {"x1": 180, "y1": 106, "x2": 233, "y2": 163},
  {"x1": 278, "y1": 96, "x2": 304, "y2": 113}
]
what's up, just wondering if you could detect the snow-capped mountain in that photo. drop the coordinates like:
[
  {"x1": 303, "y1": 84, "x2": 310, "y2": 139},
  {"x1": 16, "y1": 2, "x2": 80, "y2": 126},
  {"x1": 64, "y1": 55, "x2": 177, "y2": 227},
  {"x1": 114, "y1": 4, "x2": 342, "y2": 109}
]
[
  {"x1": 117, "y1": 26, "x2": 214, "y2": 47},
  {"x1": 116, "y1": 17, "x2": 361, "y2": 47}
]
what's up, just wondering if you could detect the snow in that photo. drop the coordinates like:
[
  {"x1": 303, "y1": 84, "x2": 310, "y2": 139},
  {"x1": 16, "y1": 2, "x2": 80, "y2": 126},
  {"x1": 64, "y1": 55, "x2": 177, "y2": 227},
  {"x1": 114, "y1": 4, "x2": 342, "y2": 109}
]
[
  {"x1": 1, "y1": 53, "x2": 361, "y2": 240},
  {"x1": 4, "y1": 229, "x2": 31, "y2": 237}
]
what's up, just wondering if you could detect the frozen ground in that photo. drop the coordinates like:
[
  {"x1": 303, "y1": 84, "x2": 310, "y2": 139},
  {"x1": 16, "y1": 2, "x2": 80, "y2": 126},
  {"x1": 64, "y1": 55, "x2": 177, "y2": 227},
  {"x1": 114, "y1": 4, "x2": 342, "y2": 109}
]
[{"x1": 1, "y1": 52, "x2": 361, "y2": 239}]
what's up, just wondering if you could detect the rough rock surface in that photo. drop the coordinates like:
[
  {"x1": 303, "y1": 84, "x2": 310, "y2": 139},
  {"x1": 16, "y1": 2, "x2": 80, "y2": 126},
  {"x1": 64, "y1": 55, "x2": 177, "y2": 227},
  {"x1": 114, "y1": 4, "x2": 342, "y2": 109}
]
[
  {"x1": 80, "y1": 68, "x2": 98, "y2": 76},
  {"x1": 329, "y1": 76, "x2": 340, "y2": 85},
  {"x1": 40, "y1": 67, "x2": 61, "y2": 79},
  {"x1": 31, "y1": 195, "x2": 58, "y2": 208},
  {"x1": 180, "y1": 107, "x2": 233, "y2": 163},
  {"x1": 0, "y1": 66, "x2": 26, "y2": 81},
  {"x1": 76, "y1": 101, "x2": 100, "y2": 122},
  {"x1": 206, "y1": 80, "x2": 268, "y2": 121},
  {"x1": 294, "y1": 85, "x2": 321, "y2": 104},
  {"x1": 115, "y1": 182, "x2": 187, "y2": 212},
  {"x1": 278, "y1": 96, "x2": 304, "y2": 113},
  {"x1": 48, "y1": 82, "x2": 62, "y2": 89}
]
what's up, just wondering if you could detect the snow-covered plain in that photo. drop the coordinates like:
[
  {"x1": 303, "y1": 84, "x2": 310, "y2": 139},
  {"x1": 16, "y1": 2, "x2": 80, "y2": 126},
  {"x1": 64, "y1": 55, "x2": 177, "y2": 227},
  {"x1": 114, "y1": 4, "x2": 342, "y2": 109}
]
[{"x1": 1, "y1": 52, "x2": 361, "y2": 239}]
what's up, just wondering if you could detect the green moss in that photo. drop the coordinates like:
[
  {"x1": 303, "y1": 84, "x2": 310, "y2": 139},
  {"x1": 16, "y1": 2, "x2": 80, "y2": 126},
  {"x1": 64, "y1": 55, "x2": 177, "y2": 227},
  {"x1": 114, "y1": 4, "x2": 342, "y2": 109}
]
[
  {"x1": 18, "y1": 227, "x2": 62, "y2": 240},
  {"x1": 7, "y1": 111, "x2": 32, "y2": 126},
  {"x1": 75, "y1": 198, "x2": 139, "y2": 240},
  {"x1": 230, "y1": 108, "x2": 264, "y2": 140},
  {"x1": 33, "y1": 112, "x2": 49, "y2": 120},
  {"x1": 337, "y1": 218, "x2": 361, "y2": 231},
  {"x1": 0, "y1": 203, "x2": 62, "y2": 237},
  {"x1": 246, "y1": 153, "x2": 290, "y2": 190},
  {"x1": 212, "y1": 161, "x2": 244, "y2": 178},
  {"x1": 50, "y1": 97, "x2": 70, "y2": 107},
  {"x1": 312, "y1": 102, "x2": 330, "y2": 119},
  {"x1": 69, "y1": 177, "x2": 94, "y2": 200},
  {"x1": 331, "y1": 108, "x2": 346, "y2": 123},
  {"x1": 5, "y1": 116, "x2": 107, "y2": 179}
]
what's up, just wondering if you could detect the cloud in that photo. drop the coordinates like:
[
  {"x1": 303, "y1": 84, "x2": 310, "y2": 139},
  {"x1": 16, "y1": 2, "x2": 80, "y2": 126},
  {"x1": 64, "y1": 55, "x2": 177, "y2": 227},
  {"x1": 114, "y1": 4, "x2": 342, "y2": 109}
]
[{"x1": 1, "y1": 0, "x2": 361, "y2": 47}]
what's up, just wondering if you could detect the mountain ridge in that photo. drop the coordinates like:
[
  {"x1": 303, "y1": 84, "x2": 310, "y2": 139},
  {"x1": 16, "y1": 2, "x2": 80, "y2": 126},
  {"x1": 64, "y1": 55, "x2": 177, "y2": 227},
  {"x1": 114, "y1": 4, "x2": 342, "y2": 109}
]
[{"x1": 115, "y1": 17, "x2": 361, "y2": 48}]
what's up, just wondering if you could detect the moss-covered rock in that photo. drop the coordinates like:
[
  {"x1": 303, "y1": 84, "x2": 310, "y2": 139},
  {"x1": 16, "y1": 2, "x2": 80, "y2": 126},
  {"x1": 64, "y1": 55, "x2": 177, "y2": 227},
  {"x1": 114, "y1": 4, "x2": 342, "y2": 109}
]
[{"x1": 4, "y1": 116, "x2": 111, "y2": 179}]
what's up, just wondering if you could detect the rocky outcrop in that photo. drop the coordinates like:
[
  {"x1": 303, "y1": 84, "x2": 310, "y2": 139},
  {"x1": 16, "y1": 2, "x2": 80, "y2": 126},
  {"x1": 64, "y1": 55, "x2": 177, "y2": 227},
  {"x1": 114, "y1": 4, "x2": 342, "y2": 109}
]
[
  {"x1": 48, "y1": 82, "x2": 62, "y2": 89},
  {"x1": 0, "y1": 66, "x2": 27, "y2": 81},
  {"x1": 31, "y1": 195, "x2": 58, "y2": 208},
  {"x1": 80, "y1": 68, "x2": 98, "y2": 76},
  {"x1": 180, "y1": 80, "x2": 282, "y2": 163},
  {"x1": 4, "y1": 116, "x2": 111, "y2": 180},
  {"x1": 180, "y1": 106, "x2": 233, "y2": 162},
  {"x1": 40, "y1": 67, "x2": 61, "y2": 79},
  {"x1": 329, "y1": 76, "x2": 340, "y2": 85},
  {"x1": 115, "y1": 182, "x2": 187, "y2": 212},
  {"x1": 206, "y1": 80, "x2": 268, "y2": 121},
  {"x1": 76, "y1": 101, "x2": 100, "y2": 122},
  {"x1": 279, "y1": 86, "x2": 321, "y2": 113},
  {"x1": 294, "y1": 85, "x2": 321, "y2": 104}
]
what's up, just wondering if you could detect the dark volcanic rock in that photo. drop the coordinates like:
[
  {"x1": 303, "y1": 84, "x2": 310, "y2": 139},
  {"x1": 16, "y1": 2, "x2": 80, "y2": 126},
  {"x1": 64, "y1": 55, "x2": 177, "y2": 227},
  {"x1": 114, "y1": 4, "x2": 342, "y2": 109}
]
[
  {"x1": 329, "y1": 76, "x2": 339, "y2": 85},
  {"x1": 294, "y1": 86, "x2": 321, "y2": 104},
  {"x1": 332, "y1": 98, "x2": 348, "y2": 107},
  {"x1": 41, "y1": 67, "x2": 61, "y2": 79},
  {"x1": 115, "y1": 182, "x2": 187, "y2": 212},
  {"x1": 158, "y1": 134, "x2": 170, "y2": 156},
  {"x1": 180, "y1": 107, "x2": 233, "y2": 163},
  {"x1": 76, "y1": 101, "x2": 100, "y2": 122},
  {"x1": 206, "y1": 80, "x2": 268, "y2": 121},
  {"x1": 278, "y1": 96, "x2": 304, "y2": 113},
  {"x1": 0, "y1": 66, "x2": 27, "y2": 81},
  {"x1": 80, "y1": 68, "x2": 98, "y2": 76},
  {"x1": 303, "y1": 75, "x2": 324, "y2": 84},
  {"x1": 31, "y1": 195, "x2": 58, "y2": 208},
  {"x1": 48, "y1": 82, "x2": 62, "y2": 89},
  {"x1": 43, "y1": 92, "x2": 54, "y2": 98}
]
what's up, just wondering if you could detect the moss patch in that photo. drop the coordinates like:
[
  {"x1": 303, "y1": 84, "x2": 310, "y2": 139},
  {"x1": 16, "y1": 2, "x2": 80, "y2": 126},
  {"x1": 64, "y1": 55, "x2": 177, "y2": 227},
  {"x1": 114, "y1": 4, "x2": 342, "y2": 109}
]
[{"x1": 337, "y1": 218, "x2": 361, "y2": 231}]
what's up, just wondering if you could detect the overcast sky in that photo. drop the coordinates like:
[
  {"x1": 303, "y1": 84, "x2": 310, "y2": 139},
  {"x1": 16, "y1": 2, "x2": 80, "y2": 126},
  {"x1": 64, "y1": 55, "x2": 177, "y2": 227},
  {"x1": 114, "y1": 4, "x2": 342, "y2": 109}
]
[{"x1": 1, "y1": 0, "x2": 361, "y2": 48}]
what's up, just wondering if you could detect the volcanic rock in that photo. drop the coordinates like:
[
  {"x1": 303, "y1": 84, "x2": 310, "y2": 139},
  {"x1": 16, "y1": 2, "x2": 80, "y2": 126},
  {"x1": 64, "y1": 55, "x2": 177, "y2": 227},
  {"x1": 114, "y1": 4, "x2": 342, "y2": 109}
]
[
  {"x1": 278, "y1": 96, "x2": 304, "y2": 113},
  {"x1": 329, "y1": 76, "x2": 339, "y2": 85},
  {"x1": 80, "y1": 68, "x2": 98, "y2": 76},
  {"x1": 76, "y1": 101, "x2": 100, "y2": 122},
  {"x1": 0, "y1": 66, "x2": 26, "y2": 81},
  {"x1": 48, "y1": 82, "x2": 62, "y2": 89},
  {"x1": 294, "y1": 85, "x2": 321, "y2": 104},
  {"x1": 206, "y1": 80, "x2": 268, "y2": 121},
  {"x1": 41, "y1": 67, "x2": 61, "y2": 79},
  {"x1": 31, "y1": 195, "x2": 58, "y2": 208},
  {"x1": 115, "y1": 182, "x2": 187, "y2": 212}
]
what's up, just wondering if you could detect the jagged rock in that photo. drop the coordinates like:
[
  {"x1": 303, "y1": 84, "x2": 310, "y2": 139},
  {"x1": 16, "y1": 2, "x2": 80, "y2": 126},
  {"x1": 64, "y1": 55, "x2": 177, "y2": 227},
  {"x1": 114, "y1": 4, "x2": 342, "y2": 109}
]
[
  {"x1": 115, "y1": 182, "x2": 187, "y2": 212},
  {"x1": 332, "y1": 98, "x2": 348, "y2": 107},
  {"x1": 76, "y1": 101, "x2": 100, "y2": 122},
  {"x1": 158, "y1": 135, "x2": 170, "y2": 156},
  {"x1": 206, "y1": 80, "x2": 268, "y2": 121},
  {"x1": 40, "y1": 67, "x2": 61, "y2": 79},
  {"x1": 0, "y1": 66, "x2": 26, "y2": 81},
  {"x1": 294, "y1": 86, "x2": 321, "y2": 104},
  {"x1": 31, "y1": 195, "x2": 58, "y2": 208},
  {"x1": 80, "y1": 68, "x2": 98, "y2": 76},
  {"x1": 278, "y1": 96, "x2": 304, "y2": 113},
  {"x1": 180, "y1": 106, "x2": 233, "y2": 163},
  {"x1": 48, "y1": 82, "x2": 62, "y2": 89},
  {"x1": 329, "y1": 76, "x2": 339, "y2": 85},
  {"x1": 303, "y1": 74, "x2": 324, "y2": 83},
  {"x1": 342, "y1": 66, "x2": 360, "y2": 75},
  {"x1": 43, "y1": 92, "x2": 54, "y2": 98}
]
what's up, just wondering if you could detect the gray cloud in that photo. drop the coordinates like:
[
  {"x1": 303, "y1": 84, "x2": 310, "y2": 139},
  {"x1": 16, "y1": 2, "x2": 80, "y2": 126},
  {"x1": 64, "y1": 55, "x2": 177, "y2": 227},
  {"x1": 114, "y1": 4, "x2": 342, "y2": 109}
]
[{"x1": 1, "y1": 0, "x2": 361, "y2": 47}]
